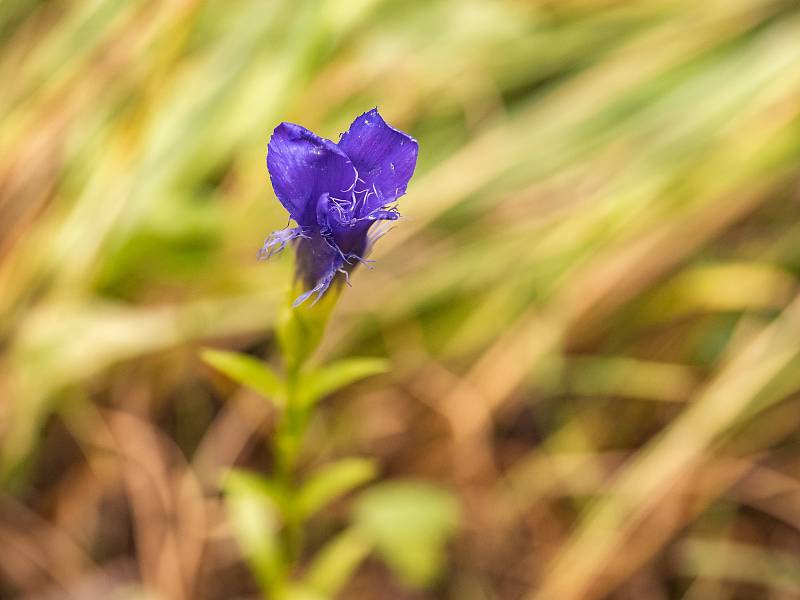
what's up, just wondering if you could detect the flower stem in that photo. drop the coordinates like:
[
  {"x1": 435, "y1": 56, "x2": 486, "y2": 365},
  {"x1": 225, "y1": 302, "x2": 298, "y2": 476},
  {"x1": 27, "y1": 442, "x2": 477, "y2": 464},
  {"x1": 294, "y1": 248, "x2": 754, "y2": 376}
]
[
  {"x1": 276, "y1": 365, "x2": 306, "y2": 563},
  {"x1": 272, "y1": 281, "x2": 340, "y2": 574}
]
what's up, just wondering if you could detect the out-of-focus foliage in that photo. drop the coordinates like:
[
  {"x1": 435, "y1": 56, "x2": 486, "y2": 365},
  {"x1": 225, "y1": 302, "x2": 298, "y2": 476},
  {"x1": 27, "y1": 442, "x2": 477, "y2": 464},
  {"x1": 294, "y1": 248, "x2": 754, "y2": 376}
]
[
  {"x1": 353, "y1": 480, "x2": 462, "y2": 588},
  {"x1": 223, "y1": 470, "x2": 285, "y2": 593},
  {"x1": 2, "y1": 0, "x2": 800, "y2": 598}
]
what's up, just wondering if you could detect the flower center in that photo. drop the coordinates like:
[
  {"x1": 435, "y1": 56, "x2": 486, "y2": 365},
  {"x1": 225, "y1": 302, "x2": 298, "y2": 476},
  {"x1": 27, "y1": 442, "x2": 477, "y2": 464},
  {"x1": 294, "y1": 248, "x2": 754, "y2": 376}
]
[{"x1": 329, "y1": 173, "x2": 378, "y2": 224}]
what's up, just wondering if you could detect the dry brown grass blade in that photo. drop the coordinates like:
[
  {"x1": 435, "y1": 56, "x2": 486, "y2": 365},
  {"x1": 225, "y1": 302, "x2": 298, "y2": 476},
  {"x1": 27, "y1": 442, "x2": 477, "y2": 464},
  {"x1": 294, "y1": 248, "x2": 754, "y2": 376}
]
[
  {"x1": 191, "y1": 386, "x2": 275, "y2": 492},
  {"x1": 106, "y1": 409, "x2": 207, "y2": 600},
  {"x1": 0, "y1": 496, "x2": 94, "y2": 597}
]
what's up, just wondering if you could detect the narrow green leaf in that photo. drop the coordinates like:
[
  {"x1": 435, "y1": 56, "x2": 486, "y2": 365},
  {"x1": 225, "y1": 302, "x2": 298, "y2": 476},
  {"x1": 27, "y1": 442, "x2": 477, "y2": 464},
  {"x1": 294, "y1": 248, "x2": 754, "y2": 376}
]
[
  {"x1": 282, "y1": 586, "x2": 327, "y2": 600},
  {"x1": 223, "y1": 470, "x2": 286, "y2": 594},
  {"x1": 201, "y1": 348, "x2": 284, "y2": 405},
  {"x1": 353, "y1": 480, "x2": 461, "y2": 588},
  {"x1": 297, "y1": 457, "x2": 378, "y2": 519},
  {"x1": 305, "y1": 527, "x2": 372, "y2": 597},
  {"x1": 222, "y1": 468, "x2": 287, "y2": 513},
  {"x1": 298, "y1": 357, "x2": 390, "y2": 407}
]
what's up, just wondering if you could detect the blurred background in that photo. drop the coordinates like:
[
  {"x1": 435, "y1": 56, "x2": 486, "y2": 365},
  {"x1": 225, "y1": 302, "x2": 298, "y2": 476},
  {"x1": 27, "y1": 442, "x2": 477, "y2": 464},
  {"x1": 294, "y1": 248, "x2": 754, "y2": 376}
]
[{"x1": 2, "y1": 0, "x2": 800, "y2": 598}]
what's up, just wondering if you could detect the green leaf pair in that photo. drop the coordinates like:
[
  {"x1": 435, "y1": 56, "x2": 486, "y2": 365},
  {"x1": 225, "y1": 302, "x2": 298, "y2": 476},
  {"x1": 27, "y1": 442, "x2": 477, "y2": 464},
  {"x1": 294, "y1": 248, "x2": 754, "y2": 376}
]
[
  {"x1": 222, "y1": 458, "x2": 377, "y2": 598},
  {"x1": 204, "y1": 346, "x2": 459, "y2": 598},
  {"x1": 201, "y1": 348, "x2": 389, "y2": 410}
]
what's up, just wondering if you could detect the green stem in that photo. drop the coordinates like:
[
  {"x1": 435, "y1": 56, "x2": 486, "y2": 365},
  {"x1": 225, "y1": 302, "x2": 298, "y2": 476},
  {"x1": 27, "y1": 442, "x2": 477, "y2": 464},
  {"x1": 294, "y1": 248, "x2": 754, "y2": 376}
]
[
  {"x1": 271, "y1": 278, "x2": 341, "y2": 582},
  {"x1": 276, "y1": 365, "x2": 306, "y2": 563}
]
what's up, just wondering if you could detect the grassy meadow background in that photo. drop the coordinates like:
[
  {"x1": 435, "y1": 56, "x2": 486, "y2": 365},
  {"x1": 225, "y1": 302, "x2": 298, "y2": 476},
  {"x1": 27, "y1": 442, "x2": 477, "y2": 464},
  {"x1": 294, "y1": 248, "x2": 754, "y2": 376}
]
[{"x1": 2, "y1": 0, "x2": 800, "y2": 598}]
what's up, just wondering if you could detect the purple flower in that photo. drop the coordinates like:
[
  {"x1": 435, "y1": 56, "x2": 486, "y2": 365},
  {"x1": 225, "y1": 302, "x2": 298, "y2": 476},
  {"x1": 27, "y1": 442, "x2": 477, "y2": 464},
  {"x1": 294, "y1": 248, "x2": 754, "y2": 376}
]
[{"x1": 261, "y1": 109, "x2": 418, "y2": 305}]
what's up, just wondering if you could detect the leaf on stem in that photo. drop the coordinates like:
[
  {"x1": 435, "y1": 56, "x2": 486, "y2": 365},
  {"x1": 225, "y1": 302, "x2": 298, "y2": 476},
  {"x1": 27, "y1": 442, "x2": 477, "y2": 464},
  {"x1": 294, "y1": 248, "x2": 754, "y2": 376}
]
[
  {"x1": 297, "y1": 457, "x2": 378, "y2": 519},
  {"x1": 223, "y1": 469, "x2": 287, "y2": 594},
  {"x1": 281, "y1": 588, "x2": 328, "y2": 600},
  {"x1": 298, "y1": 357, "x2": 390, "y2": 407},
  {"x1": 201, "y1": 348, "x2": 284, "y2": 406},
  {"x1": 304, "y1": 527, "x2": 373, "y2": 597}
]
